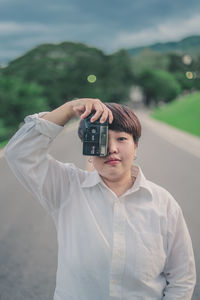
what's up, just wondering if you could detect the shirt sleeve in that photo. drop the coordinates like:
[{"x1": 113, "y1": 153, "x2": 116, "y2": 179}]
[
  {"x1": 4, "y1": 112, "x2": 74, "y2": 214},
  {"x1": 162, "y1": 199, "x2": 196, "y2": 299}
]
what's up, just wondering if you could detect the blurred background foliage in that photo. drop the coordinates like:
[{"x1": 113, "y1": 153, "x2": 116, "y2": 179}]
[{"x1": 0, "y1": 36, "x2": 200, "y2": 142}]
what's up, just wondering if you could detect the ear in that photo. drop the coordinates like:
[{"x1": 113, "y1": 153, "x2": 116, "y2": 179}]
[{"x1": 86, "y1": 157, "x2": 94, "y2": 172}]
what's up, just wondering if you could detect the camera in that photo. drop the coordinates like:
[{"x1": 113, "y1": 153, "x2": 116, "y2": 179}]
[{"x1": 82, "y1": 112, "x2": 108, "y2": 156}]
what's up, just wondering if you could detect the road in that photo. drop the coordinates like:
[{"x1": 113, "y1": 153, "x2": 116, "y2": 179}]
[{"x1": 0, "y1": 116, "x2": 199, "y2": 299}]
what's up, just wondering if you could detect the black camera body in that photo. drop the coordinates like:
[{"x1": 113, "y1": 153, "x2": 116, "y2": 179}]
[{"x1": 83, "y1": 113, "x2": 108, "y2": 156}]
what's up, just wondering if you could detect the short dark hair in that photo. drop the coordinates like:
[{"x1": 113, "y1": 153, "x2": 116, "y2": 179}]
[
  {"x1": 78, "y1": 103, "x2": 141, "y2": 145},
  {"x1": 105, "y1": 103, "x2": 141, "y2": 144}
]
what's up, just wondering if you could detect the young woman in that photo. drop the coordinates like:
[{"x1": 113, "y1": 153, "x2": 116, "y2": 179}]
[{"x1": 5, "y1": 98, "x2": 196, "y2": 299}]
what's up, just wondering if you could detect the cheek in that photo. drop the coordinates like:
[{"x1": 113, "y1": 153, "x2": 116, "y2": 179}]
[
  {"x1": 121, "y1": 145, "x2": 136, "y2": 160},
  {"x1": 92, "y1": 158, "x2": 104, "y2": 170}
]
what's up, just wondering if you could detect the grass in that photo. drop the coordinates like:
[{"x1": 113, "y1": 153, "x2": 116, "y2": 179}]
[
  {"x1": 0, "y1": 139, "x2": 9, "y2": 149},
  {"x1": 151, "y1": 92, "x2": 200, "y2": 138}
]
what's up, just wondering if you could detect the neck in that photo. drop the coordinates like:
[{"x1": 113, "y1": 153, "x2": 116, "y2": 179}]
[{"x1": 101, "y1": 173, "x2": 135, "y2": 197}]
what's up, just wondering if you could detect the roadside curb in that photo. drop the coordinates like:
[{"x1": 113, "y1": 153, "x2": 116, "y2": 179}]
[{"x1": 137, "y1": 110, "x2": 200, "y2": 159}]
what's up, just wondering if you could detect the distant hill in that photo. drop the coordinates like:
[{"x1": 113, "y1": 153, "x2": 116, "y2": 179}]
[
  {"x1": 127, "y1": 35, "x2": 200, "y2": 57},
  {"x1": 1, "y1": 41, "x2": 134, "y2": 108}
]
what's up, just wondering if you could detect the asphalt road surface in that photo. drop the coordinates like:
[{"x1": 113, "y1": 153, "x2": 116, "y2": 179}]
[{"x1": 0, "y1": 118, "x2": 199, "y2": 299}]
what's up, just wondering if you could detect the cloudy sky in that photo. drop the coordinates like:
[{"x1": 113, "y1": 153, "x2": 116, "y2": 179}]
[{"x1": 0, "y1": 0, "x2": 200, "y2": 64}]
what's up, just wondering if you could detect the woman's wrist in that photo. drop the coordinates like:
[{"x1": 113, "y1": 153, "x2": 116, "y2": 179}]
[{"x1": 41, "y1": 100, "x2": 76, "y2": 126}]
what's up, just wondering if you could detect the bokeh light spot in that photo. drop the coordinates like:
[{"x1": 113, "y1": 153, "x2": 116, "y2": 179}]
[
  {"x1": 185, "y1": 72, "x2": 193, "y2": 79},
  {"x1": 87, "y1": 74, "x2": 97, "y2": 83},
  {"x1": 182, "y1": 55, "x2": 192, "y2": 65}
]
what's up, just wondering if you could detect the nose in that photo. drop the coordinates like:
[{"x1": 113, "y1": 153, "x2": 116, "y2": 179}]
[{"x1": 107, "y1": 139, "x2": 118, "y2": 155}]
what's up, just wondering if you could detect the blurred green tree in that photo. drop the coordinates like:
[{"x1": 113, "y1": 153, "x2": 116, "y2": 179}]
[
  {"x1": 103, "y1": 49, "x2": 135, "y2": 102},
  {"x1": 132, "y1": 49, "x2": 170, "y2": 75},
  {"x1": 138, "y1": 69, "x2": 181, "y2": 106},
  {"x1": 167, "y1": 53, "x2": 200, "y2": 91},
  {"x1": 0, "y1": 76, "x2": 49, "y2": 140}
]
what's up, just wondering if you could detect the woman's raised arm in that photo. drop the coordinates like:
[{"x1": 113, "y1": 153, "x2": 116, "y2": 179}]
[{"x1": 41, "y1": 98, "x2": 113, "y2": 126}]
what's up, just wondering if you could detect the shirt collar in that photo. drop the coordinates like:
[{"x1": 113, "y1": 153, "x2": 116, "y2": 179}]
[
  {"x1": 80, "y1": 164, "x2": 153, "y2": 198},
  {"x1": 128, "y1": 165, "x2": 153, "y2": 198},
  {"x1": 80, "y1": 169, "x2": 101, "y2": 188}
]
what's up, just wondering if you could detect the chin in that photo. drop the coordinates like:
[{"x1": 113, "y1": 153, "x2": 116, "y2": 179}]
[{"x1": 101, "y1": 170, "x2": 122, "y2": 181}]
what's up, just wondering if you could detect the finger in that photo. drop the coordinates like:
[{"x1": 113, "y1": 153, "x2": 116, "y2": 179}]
[
  {"x1": 99, "y1": 109, "x2": 109, "y2": 123},
  {"x1": 100, "y1": 104, "x2": 114, "y2": 124},
  {"x1": 97, "y1": 103, "x2": 113, "y2": 124},
  {"x1": 80, "y1": 103, "x2": 93, "y2": 119},
  {"x1": 108, "y1": 109, "x2": 113, "y2": 124},
  {"x1": 90, "y1": 104, "x2": 104, "y2": 122}
]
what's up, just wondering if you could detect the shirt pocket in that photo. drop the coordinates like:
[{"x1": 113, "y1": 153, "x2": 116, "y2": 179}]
[{"x1": 133, "y1": 232, "x2": 166, "y2": 282}]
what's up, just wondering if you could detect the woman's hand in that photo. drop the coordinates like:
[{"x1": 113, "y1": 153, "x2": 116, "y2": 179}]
[
  {"x1": 71, "y1": 98, "x2": 113, "y2": 124},
  {"x1": 42, "y1": 98, "x2": 113, "y2": 126}
]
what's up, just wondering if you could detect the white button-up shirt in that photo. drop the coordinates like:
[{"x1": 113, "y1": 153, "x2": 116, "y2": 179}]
[{"x1": 4, "y1": 113, "x2": 196, "y2": 300}]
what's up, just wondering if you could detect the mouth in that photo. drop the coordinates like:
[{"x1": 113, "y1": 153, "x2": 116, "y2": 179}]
[{"x1": 104, "y1": 158, "x2": 121, "y2": 165}]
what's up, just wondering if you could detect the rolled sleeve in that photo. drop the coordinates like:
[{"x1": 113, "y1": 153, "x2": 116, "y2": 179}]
[{"x1": 24, "y1": 112, "x2": 63, "y2": 139}]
